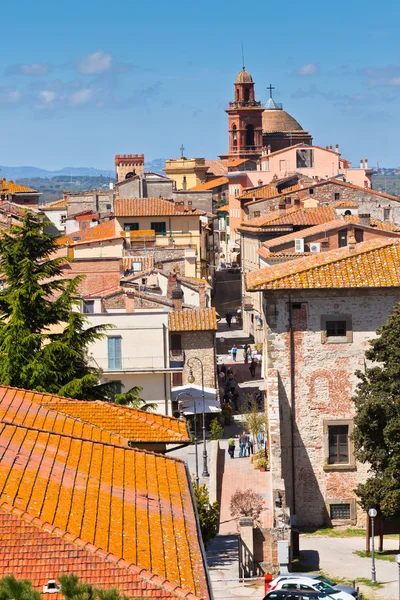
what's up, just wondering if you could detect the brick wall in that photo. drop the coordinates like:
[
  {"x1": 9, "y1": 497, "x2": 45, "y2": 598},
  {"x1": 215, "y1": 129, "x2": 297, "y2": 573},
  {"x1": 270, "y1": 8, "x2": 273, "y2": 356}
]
[
  {"x1": 263, "y1": 288, "x2": 400, "y2": 528},
  {"x1": 63, "y1": 257, "x2": 121, "y2": 296}
]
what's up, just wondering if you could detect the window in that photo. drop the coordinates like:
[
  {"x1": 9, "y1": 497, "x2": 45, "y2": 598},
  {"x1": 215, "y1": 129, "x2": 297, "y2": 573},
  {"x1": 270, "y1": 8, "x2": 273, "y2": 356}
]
[
  {"x1": 330, "y1": 503, "x2": 351, "y2": 520},
  {"x1": 244, "y1": 87, "x2": 250, "y2": 102},
  {"x1": 300, "y1": 585, "x2": 314, "y2": 591},
  {"x1": 61, "y1": 214, "x2": 67, "y2": 224},
  {"x1": 150, "y1": 221, "x2": 167, "y2": 235},
  {"x1": 334, "y1": 192, "x2": 340, "y2": 201},
  {"x1": 282, "y1": 584, "x2": 298, "y2": 590},
  {"x1": 309, "y1": 188, "x2": 314, "y2": 195},
  {"x1": 328, "y1": 425, "x2": 349, "y2": 464},
  {"x1": 245, "y1": 124, "x2": 254, "y2": 147},
  {"x1": 321, "y1": 314, "x2": 352, "y2": 344},
  {"x1": 296, "y1": 149, "x2": 314, "y2": 168},
  {"x1": 232, "y1": 124, "x2": 237, "y2": 149},
  {"x1": 285, "y1": 196, "x2": 291, "y2": 204},
  {"x1": 106, "y1": 204, "x2": 112, "y2": 210},
  {"x1": 384, "y1": 208, "x2": 391, "y2": 221},
  {"x1": 108, "y1": 336, "x2": 122, "y2": 370},
  {"x1": 83, "y1": 300, "x2": 94, "y2": 314},
  {"x1": 254, "y1": 211, "x2": 260, "y2": 217},
  {"x1": 326, "y1": 320, "x2": 346, "y2": 337},
  {"x1": 172, "y1": 372, "x2": 183, "y2": 386},
  {"x1": 171, "y1": 334, "x2": 182, "y2": 351},
  {"x1": 291, "y1": 303, "x2": 302, "y2": 310},
  {"x1": 124, "y1": 222, "x2": 139, "y2": 232},
  {"x1": 355, "y1": 229, "x2": 364, "y2": 243}
]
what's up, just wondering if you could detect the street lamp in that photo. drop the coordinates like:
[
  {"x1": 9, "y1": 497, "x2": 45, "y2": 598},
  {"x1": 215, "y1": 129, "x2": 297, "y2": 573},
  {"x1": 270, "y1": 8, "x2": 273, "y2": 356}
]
[
  {"x1": 187, "y1": 356, "x2": 209, "y2": 477},
  {"x1": 369, "y1": 508, "x2": 378, "y2": 583},
  {"x1": 396, "y1": 554, "x2": 400, "y2": 600},
  {"x1": 176, "y1": 391, "x2": 199, "y2": 488}
]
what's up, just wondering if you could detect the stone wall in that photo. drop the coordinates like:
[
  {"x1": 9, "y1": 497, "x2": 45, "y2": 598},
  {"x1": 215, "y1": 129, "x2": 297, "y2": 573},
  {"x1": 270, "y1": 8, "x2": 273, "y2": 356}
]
[
  {"x1": 67, "y1": 191, "x2": 113, "y2": 216},
  {"x1": 173, "y1": 190, "x2": 214, "y2": 213},
  {"x1": 263, "y1": 288, "x2": 400, "y2": 528},
  {"x1": 180, "y1": 330, "x2": 217, "y2": 389}
]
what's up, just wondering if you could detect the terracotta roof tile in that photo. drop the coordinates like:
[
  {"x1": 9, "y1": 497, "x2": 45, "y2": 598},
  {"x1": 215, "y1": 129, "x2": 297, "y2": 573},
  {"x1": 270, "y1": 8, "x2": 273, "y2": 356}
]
[
  {"x1": 168, "y1": 308, "x2": 218, "y2": 332},
  {"x1": 241, "y1": 205, "x2": 336, "y2": 230},
  {"x1": 241, "y1": 182, "x2": 301, "y2": 201},
  {"x1": 216, "y1": 204, "x2": 229, "y2": 212},
  {"x1": 0, "y1": 386, "x2": 190, "y2": 443},
  {"x1": 115, "y1": 198, "x2": 204, "y2": 217},
  {"x1": 227, "y1": 159, "x2": 250, "y2": 167},
  {"x1": 189, "y1": 177, "x2": 228, "y2": 191},
  {"x1": 62, "y1": 219, "x2": 121, "y2": 245},
  {"x1": 248, "y1": 237, "x2": 400, "y2": 290},
  {"x1": 0, "y1": 179, "x2": 37, "y2": 194},
  {"x1": 204, "y1": 160, "x2": 228, "y2": 176},
  {"x1": 0, "y1": 407, "x2": 208, "y2": 598},
  {"x1": 43, "y1": 198, "x2": 68, "y2": 209}
]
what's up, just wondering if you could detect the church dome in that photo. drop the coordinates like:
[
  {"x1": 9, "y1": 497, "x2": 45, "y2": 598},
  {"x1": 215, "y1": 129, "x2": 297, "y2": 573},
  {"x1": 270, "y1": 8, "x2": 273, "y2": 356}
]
[
  {"x1": 236, "y1": 69, "x2": 253, "y2": 84},
  {"x1": 262, "y1": 109, "x2": 303, "y2": 133}
]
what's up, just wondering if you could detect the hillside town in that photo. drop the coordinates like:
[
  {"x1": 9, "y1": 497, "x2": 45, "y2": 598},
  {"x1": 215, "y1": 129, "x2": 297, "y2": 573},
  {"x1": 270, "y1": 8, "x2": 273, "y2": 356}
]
[{"x1": 1, "y1": 62, "x2": 400, "y2": 600}]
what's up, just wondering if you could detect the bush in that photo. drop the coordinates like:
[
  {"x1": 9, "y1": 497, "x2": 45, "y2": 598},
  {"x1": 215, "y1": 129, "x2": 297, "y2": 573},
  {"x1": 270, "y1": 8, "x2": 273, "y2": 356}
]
[
  {"x1": 192, "y1": 479, "x2": 220, "y2": 547},
  {"x1": 255, "y1": 457, "x2": 268, "y2": 469},
  {"x1": 221, "y1": 403, "x2": 233, "y2": 425},
  {"x1": 210, "y1": 418, "x2": 223, "y2": 440},
  {"x1": 229, "y1": 489, "x2": 265, "y2": 527}
]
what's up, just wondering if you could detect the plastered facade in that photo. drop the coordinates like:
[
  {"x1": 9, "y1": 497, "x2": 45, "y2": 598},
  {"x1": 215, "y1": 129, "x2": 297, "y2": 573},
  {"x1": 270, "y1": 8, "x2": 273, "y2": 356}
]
[{"x1": 263, "y1": 288, "x2": 400, "y2": 528}]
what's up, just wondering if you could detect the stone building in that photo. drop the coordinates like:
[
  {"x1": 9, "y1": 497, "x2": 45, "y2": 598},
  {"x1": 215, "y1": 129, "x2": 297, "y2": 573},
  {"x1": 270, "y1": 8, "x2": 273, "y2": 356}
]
[
  {"x1": 115, "y1": 153, "x2": 144, "y2": 182},
  {"x1": 246, "y1": 237, "x2": 400, "y2": 528}
]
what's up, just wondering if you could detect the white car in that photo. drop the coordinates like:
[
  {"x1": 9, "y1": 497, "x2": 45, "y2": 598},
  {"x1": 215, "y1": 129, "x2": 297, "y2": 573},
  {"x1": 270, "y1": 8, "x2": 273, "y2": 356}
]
[{"x1": 268, "y1": 577, "x2": 355, "y2": 600}]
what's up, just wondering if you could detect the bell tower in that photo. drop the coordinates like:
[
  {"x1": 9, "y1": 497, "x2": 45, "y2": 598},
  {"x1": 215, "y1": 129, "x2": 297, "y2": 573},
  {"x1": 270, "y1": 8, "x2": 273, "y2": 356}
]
[{"x1": 220, "y1": 68, "x2": 264, "y2": 160}]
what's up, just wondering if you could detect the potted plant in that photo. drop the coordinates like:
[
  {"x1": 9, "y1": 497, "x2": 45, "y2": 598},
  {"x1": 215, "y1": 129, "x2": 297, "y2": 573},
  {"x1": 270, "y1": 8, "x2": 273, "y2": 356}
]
[{"x1": 255, "y1": 457, "x2": 269, "y2": 472}]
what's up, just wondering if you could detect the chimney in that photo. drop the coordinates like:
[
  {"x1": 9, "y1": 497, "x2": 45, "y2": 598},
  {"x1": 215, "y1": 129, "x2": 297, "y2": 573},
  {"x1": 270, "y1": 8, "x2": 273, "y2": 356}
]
[
  {"x1": 172, "y1": 288, "x2": 184, "y2": 311},
  {"x1": 348, "y1": 231, "x2": 357, "y2": 253},
  {"x1": 125, "y1": 292, "x2": 135, "y2": 313},
  {"x1": 167, "y1": 272, "x2": 178, "y2": 299},
  {"x1": 199, "y1": 283, "x2": 206, "y2": 307},
  {"x1": 278, "y1": 198, "x2": 286, "y2": 213},
  {"x1": 329, "y1": 145, "x2": 333, "y2": 150},
  {"x1": 335, "y1": 144, "x2": 339, "y2": 153},
  {"x1": 359, "y1": 213, "x2": 371, "y2": 227},
  {"x1": 364, "y1": 158, "x2": 369, "y2": 169},
  {"x1": 359, "y1": 159, "x2": 363, "y2": 169}
]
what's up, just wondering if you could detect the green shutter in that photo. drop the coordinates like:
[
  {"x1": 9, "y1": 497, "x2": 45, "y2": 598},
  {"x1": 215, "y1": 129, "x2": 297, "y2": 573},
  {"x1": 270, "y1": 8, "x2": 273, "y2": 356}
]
[{"x1": 108, "y1": 337, "x2": 122, "y2": 370}]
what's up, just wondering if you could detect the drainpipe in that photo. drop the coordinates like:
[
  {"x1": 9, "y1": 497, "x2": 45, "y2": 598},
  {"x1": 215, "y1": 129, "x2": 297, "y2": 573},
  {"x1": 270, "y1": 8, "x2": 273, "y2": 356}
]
[
  {"x1": 163, "y1": 323, "x2": 169, "y2": 415},
  {"x1": 288, "y1": 294, "x2": 296, "y2": 518}
]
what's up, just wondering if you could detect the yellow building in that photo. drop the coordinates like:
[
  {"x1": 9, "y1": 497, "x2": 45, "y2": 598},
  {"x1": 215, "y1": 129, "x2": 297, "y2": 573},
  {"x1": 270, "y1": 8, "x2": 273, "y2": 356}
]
[{"x1": 164, "y1": 157, "x2": 209, "y2": 190}]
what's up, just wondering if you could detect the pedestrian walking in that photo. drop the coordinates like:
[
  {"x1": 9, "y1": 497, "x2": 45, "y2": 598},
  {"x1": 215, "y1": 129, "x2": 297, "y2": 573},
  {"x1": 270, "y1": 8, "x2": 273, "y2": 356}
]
[
  {"x1": 246, "y1": 433, "x2": 254, "y2": 456},
  {"x1": 225, "y1": 312, "x2": 232, "y2": 328},
  {"x1": 227, "y1": 437, "x2": 235, "y2": 459},
  {"x1": 249, "y1": 357, "x2": 256, "y2": 378},
  {"x1": 226, "y1": 366, "x2": 233, "y2": 376},
  {"x1": 257, "y1": 430, "x2": 265, "y2": 450},
  {"x1": 239, "y1": 431, "x2": 247, "y2": 457},
  {"x1": 231, "y1": 344, "x2": 237, "y2": 361}
]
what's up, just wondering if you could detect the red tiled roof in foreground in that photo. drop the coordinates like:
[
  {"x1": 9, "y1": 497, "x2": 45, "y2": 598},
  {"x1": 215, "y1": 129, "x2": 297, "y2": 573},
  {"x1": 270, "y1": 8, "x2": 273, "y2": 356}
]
[
  {"x1": 0, "y1": 386, "x2": 190, "y2": 444},
  {"x1": 169, "y1": 308, "x2": 218, "y2": 332},
  {"x1": 0, "y1": 417, "x2": 209, "y2": 599},
  {"x1": 247, "y1": 237, "x2": 400, "y2": 291}
]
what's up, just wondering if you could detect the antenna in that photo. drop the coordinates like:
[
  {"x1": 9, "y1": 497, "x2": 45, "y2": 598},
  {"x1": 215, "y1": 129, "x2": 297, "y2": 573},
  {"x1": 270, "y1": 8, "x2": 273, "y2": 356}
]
[{"x1": 241, "y1": 43, "x2": 245, "y2": 71}]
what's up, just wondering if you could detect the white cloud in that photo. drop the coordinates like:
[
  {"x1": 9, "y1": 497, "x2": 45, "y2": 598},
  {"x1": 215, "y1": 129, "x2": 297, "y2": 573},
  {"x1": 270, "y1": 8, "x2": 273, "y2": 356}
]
[
  {"x1": 78, "y1": 51, "x2": 112, "y2": 74},
  {"x1": 39, "y1": 90, "x2": 57, "y2": 106},
  {"x1": 70, "y1": 88, "x2": 95, "y2": 106},
  {"x1": 297, "y1": 63, "x2": 318, "y2": 76},
  {"x1": 0, "y1": 87, "x2": 22, "y2": 104},
  {"x1": 6, "y1": 63, "x2": 49, "y2": 76}
]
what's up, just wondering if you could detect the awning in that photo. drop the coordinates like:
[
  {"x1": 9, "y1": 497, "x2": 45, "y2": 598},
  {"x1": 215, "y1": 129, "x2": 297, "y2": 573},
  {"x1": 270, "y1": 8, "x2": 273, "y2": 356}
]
[
  {"x1": 178, "y1": 399, "x2": 221, "y2": 415},
  {"x1": 171, "y1": 384, "x2": 217, "y2": 400},
  {"x1": 171, "y1": 384, "x2": 221, "y2": 414}
]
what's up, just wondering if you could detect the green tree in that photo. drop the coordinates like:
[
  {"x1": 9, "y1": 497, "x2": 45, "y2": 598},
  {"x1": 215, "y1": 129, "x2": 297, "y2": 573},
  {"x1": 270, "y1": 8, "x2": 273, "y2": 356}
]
[
  {"x1": 114, "y1": 385, "x2": 156, "y2": 411},
  {"x1": 0, "y1": 576, "x2": 41, "y2": 600},
  {"x1": 192, "y1": 478, "x2": 219, "y2": 548},
  {"x1": 0, "y1": 214, "x2": 111, "y2": 399},
  {"x1": 209, "y1": 417, "x2": 223, "y2": 440},
  {"x1": 240, "y1": 394, "x2": 267, "y2": 444},
  {"x1": 58, "y1": 575, "x2": 128, "y2": 600},
  {"x1": 352, "y1": 303, "x2": 400, "y2": 517}
]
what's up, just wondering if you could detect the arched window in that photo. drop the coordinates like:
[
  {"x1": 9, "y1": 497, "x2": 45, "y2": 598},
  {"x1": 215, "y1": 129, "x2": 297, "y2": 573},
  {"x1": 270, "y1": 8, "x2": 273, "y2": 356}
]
[
  {"x1": 236, "y1": 88, "x2": 239, "y2": 101},
  {"x1": 232, "y1": 124, "x2": 237, "y2": 149},
  {"x1": 244, "y1": 87, "x2": 250, "y2": 102},
  {"x1": 246, "y1": 124, "x2": 254, "y2": 147},
  {"x1": 344, "y1": 210, "x2": 352, "y2": 216},
  {"x1": 125, "y1": 170, "x2": 135, "y2": 179}
]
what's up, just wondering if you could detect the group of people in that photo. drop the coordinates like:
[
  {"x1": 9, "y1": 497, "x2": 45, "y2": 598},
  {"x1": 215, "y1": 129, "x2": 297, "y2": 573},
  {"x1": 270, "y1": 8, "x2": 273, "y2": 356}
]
[
  {"x1": 227, "y1": 431, "x2": 253, "y2": 458},
  {"x1": 219, "y1": 364, "x2": 240, "y2": 411}
]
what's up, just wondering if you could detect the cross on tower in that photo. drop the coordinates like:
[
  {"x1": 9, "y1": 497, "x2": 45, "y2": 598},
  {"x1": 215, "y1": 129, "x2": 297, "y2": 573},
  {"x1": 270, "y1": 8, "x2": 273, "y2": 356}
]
[
  {"x1": 180, "y1": 144, "x2": 185, "y2": 158},
  {"x1": 267, "y1": 84, "x2": 275, "y2": 98}
]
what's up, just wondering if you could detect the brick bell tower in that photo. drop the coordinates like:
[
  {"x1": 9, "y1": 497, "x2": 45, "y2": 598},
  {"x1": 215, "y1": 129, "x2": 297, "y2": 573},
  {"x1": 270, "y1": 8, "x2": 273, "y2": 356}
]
[{"x1": 219, "y1": 67, "x2": 264, "y2": 160}]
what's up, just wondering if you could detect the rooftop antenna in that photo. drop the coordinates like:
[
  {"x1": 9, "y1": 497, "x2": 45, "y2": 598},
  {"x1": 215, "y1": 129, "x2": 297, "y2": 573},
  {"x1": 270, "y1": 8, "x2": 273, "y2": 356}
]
[{"x1": 241, "y1": 43, "x2": 245, "y2": 71}]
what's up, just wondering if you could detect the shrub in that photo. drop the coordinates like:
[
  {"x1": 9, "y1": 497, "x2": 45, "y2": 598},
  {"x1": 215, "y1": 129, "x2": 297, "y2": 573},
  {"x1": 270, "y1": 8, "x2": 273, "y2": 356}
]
[
  {"x1": 192, "y1": 479, "x2": 220, "y2": 547},
  {"x1": 210, "y1": 418, "x2": 223, "y2": 440},
  {"x1": 229, "y1": 488, "x2": 265, "y2": 527},
  {"x1": 255, "y1": 457, "x2": 268, "y2": 469},
  {"x1": 221, "y1": 403, "x2": 233, "y2": 425}
]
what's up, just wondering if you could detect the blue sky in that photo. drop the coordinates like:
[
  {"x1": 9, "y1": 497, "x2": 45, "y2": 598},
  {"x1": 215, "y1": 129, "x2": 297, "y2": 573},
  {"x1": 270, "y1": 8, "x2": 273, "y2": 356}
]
[{"x1": 1, "y1": 0, "x2": 400, "y2": 170}]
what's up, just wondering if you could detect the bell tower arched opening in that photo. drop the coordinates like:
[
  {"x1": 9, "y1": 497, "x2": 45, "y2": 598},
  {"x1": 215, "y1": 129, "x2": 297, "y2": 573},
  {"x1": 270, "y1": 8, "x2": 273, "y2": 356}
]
[{"x1": 246, "y1": 124, "x2": 254, "y2": 148}]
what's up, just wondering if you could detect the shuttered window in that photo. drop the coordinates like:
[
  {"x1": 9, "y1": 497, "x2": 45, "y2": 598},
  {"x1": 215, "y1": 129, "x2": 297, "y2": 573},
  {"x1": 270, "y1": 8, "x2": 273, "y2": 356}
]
[{"x1": 108, "y1": 336, "x2": 122, "y2": 370}]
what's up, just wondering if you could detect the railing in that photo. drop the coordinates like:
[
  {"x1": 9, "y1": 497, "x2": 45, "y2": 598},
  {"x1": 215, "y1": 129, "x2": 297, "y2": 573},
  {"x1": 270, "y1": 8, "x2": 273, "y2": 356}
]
[
  {"x1": 229, "y1": 101, "x2": 261, "y2": 108},
  {"x1": 90, "y1": 356, "x2": 166, "y2": 371}
]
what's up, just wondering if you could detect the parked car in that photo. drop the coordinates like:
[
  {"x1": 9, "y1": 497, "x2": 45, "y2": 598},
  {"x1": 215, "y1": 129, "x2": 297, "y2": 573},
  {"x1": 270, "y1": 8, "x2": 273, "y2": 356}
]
[
  {"x1": 264, "y1": 590, "x2": 336, "y2": 600},
  {"x1": 292, "y1": 574, "x2": 357, "y2": 598},
  {"x1": 267, "y1": 576, "x2": 355, "y2": 600}
]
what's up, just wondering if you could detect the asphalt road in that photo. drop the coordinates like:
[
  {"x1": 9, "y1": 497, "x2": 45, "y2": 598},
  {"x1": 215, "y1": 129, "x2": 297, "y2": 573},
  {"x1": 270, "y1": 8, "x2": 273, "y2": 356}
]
[{"x1": 213, "y1": 270, "x2": 242, "y2": 316}]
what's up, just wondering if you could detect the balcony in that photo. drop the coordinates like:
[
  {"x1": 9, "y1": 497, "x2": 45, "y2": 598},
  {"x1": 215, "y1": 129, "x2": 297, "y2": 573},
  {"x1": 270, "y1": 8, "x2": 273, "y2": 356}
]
[
  {"x1": 169, "y1": 349, "x2": 185, "y2": 368},
  {"x1": 243, "y1": 296, "x2": 254, "y2": 311},
  {"x1": 90, "y1": 355, "x2": 167, "y2": 372}
]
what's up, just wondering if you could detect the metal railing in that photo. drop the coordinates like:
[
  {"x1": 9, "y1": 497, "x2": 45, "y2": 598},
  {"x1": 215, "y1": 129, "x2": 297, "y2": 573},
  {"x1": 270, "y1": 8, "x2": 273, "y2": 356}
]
[{"x1": 90, "y1": 356, "x2": 166, "y2": 371}]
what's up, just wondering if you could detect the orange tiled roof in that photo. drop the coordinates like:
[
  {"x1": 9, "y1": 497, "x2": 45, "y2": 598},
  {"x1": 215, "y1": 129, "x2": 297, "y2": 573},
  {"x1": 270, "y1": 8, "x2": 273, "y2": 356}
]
[
  {"x1": 0, "y1": 179, "x2": 37, "y2": 194},
  {"x1": 189, "y1": 177, "x2": 228, "y2": 191},
  {"x1": 227, "y1": 158, "x2": 251, "y2": 167},
  {"x1": 169, "y1": 308, "x2": 218, "y2": 332},
  {"x1": 0, "y1": 386, "x2": 190, "y2": 443},
  {"x1": 115, "y1": 198, "x2": 204, "y2": 217},
  {"x1": 0, "y1": 400, "x2": 209, "y2": 598},
  {"x1": 204, "y1": 160, "x2": 228, "y2": 176},
  {"x1": 334, "y1": 200, "x2": 358, "y2": 208},
  {"x1": 241, "y1": 182, "x2": 301, "y2": 201},
  {"x1": 62, "y1": 218, "x2": 122, "y2": 245},
  {"x1": 241, "y1": 205, "x2": 336, "y2": 229},
  {"x1": 0, "y1": 507, "x2": 191, "y2": 600},
  {"x1": 247, "y1": 237, "x2": 400, "y2": 291},
  {"x1": 217, "y1": 204, "x2": 229, "y2": 212},
  {"x1": 43, "y1": 198, "x2": 68, "y2": 209}
]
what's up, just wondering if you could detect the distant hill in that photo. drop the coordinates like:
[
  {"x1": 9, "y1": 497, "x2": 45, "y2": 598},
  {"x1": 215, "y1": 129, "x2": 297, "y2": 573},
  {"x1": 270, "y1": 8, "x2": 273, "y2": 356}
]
[
  {"x1": 372, "y1": 169, "x2": 400, "y2": 196},
  {"x1": 16, "y1": 176, "x2": 115, "y2": 204}
]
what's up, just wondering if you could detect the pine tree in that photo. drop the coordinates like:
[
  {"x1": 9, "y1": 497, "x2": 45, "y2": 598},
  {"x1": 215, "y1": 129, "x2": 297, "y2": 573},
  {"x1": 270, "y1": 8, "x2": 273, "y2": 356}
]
[
  {"x1": 353, "y1": 302, "x2": 400, "y2": 518},
  {"x1": 0, "y1": 213, "x2": 112, "y2": 399}
]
